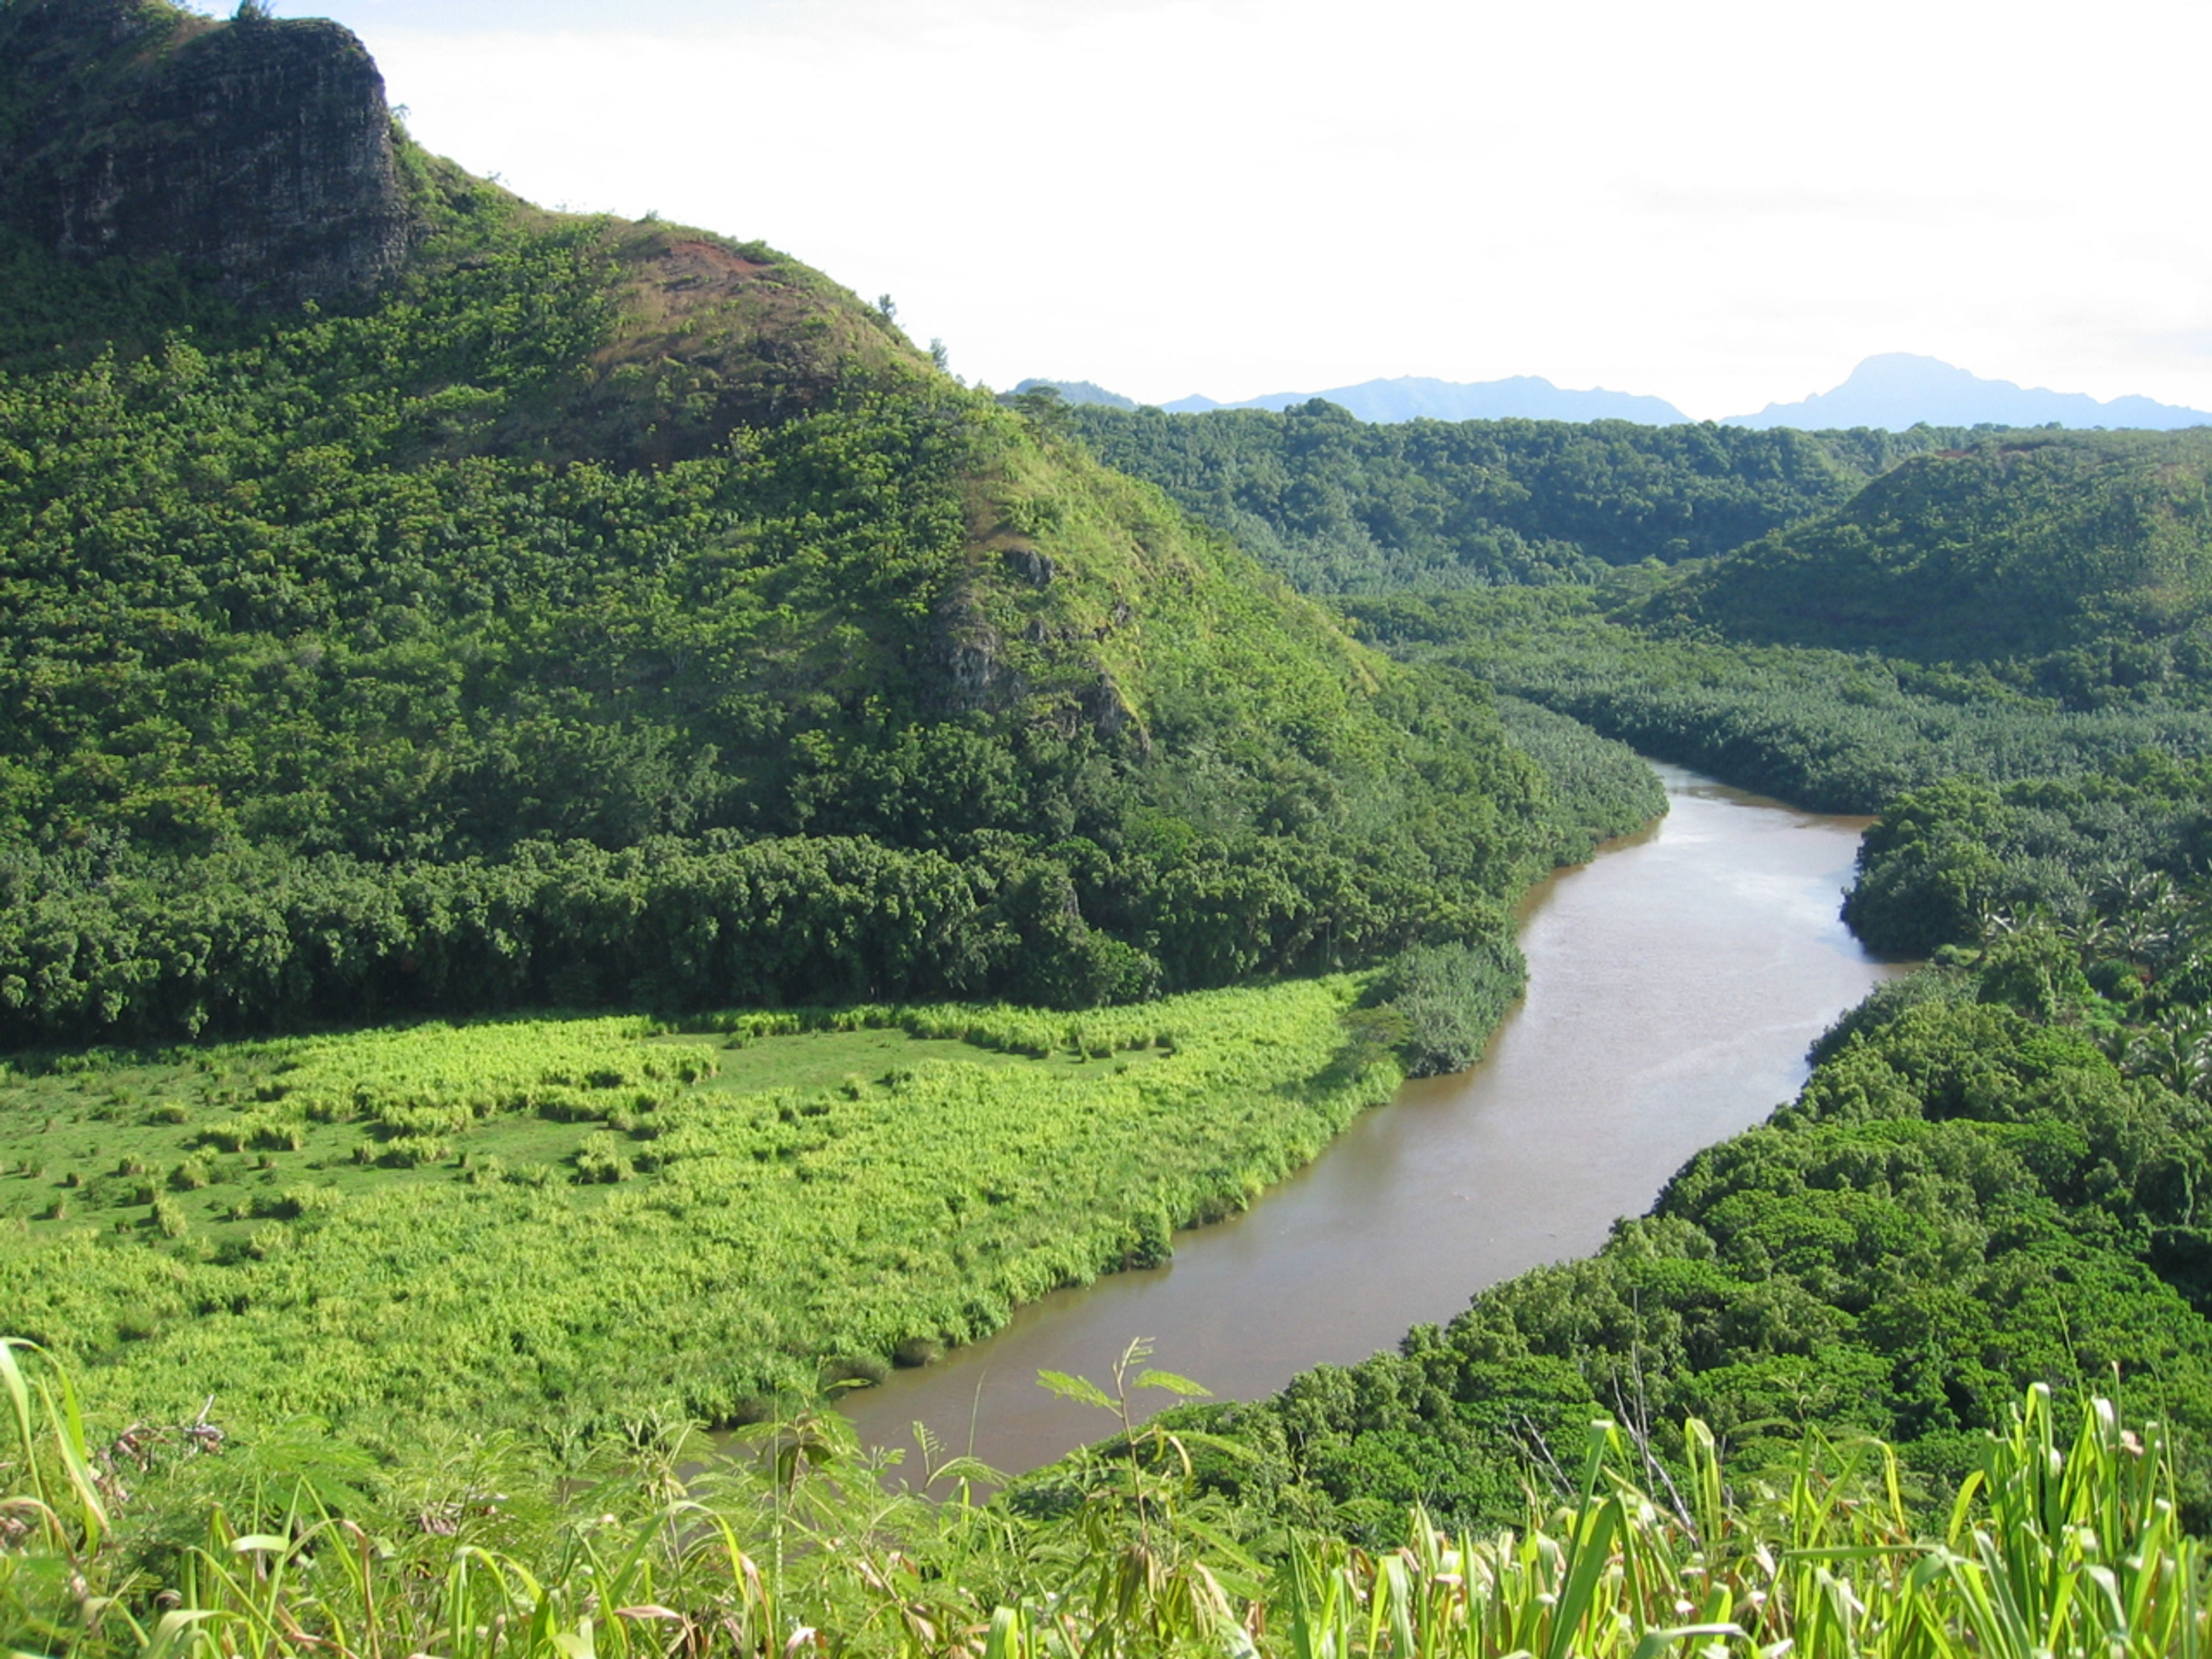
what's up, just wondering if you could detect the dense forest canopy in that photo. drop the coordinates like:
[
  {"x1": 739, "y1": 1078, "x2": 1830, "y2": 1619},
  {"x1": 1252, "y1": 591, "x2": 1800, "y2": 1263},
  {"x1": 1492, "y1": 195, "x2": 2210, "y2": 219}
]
[
  {"x1": 1344, "y1": 586, "x2": 2212, "y2": 813},
  {"x1": 1646, "y1": 431, "x2": 2212, "y2": 675},
  {"x1": 1055, "y1": 396, "x2": 1982, "y2": 590},
  {"x1": 1067, "y1": 403, "x2": 2212, "y2": 719}
]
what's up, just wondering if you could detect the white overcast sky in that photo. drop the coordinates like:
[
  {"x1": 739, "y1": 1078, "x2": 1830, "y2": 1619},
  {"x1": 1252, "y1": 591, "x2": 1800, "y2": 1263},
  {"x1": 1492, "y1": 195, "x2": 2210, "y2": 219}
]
[{"x1": 266, "y1": 0, "x2": 2212, "y2": 421}]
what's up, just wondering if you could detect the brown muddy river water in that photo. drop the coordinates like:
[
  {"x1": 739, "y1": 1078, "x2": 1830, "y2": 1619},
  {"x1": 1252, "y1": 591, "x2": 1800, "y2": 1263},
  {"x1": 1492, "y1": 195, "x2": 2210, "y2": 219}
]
[{"x1": 840, "y1": 763, "x2": 1910, "y2": 1479}]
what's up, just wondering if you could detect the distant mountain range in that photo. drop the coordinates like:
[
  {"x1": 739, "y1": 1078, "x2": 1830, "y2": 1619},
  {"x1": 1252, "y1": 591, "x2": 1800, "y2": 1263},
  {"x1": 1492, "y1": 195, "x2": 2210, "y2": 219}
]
[
  {"x1": 1012, "y1": 378, "x2": 1137, "y2": 411},
  {"x1": 1022, "y1": 358, "x2": 2212, "y2": 432},
  {"x1": 1017, "y1": 375, "x2": 1687, "y2": 423},
  {"x1": 1723, "y1": 354, "x2": 2212, "y2": 431},
  {"x1": 1161, "y1": 375, "x2": 1691, "y2": 425}
]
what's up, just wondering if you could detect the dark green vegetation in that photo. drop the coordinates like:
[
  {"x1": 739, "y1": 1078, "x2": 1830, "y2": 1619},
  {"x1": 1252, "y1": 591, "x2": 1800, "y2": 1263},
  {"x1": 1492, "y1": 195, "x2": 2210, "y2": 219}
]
[
  {"x1": 1347, "y1": 586, "x2": 2212, "y2": 813},
  {"x1": 1362, "y1": 939, "x2": 1525, "y2": 1078},
  {"x1": 1075, "y1": 412, "x2": 2212, "y2": 812},
  {"x1": 1494, "y1": 692, "x2": 1668, "y2": 851},
  {"x1": 1061, "y1": 398, "x2": 1975, "y2": 591},
  {"x1": 0, "y1": 981, "x2": 1400, "y2": 1444},
  {"x1": 1652, "y1": 431, "x2": 2212, "y2": 675},
  {"x1": 1844, "y1": 757, "x2": 2212, "y2": 957}
]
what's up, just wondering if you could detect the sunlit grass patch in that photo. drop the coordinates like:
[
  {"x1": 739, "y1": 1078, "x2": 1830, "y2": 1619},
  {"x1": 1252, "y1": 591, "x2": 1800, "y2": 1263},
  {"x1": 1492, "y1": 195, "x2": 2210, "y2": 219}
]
[{"x1": 0, "y1": 978, "x2": 1390, "y2": 1445}]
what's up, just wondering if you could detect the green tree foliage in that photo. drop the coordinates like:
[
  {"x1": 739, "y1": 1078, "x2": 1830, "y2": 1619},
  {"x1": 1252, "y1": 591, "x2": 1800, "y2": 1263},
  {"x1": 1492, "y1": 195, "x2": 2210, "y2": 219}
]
[
  {"x1": 0, "y1": 825, "x2": 1522, "y2": 1044},
  {"x1": 1494, "y1": 694, "x2": 1667, "y2": 858},
  {"x1": 0, "y1": 153, "x2": 1585, "y2": 1037},
  {"x1": 1369, "y1": 938, "x2": 1526, "y2": 1077},
  {"x1": 1844, "y1": 753, "x2": 2212, "y2": 956},
  {"x1": 1649, "y1": 431, "x2": 2212, "y2": 687},
  {"x1": 1349, "y1": 588, "x2": 2212, "y2": 813}
]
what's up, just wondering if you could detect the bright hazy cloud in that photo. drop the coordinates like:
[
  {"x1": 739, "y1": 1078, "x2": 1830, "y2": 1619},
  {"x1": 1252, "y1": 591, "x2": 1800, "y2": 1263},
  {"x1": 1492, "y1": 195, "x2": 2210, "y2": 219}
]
[{"x1": 275, "y1": 0, "x2": 2212, "y2": 420}]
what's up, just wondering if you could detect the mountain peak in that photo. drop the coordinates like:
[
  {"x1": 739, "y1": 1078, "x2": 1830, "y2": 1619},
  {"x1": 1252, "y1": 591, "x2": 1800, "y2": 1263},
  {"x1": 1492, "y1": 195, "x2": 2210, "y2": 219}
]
[{"x1": 1725, "y1": 355, "x2": 2212, "y2": 432}]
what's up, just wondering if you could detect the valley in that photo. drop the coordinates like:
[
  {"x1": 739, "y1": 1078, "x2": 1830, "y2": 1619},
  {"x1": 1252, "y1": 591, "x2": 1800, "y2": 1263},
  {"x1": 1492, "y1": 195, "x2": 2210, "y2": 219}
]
[{"x1": 4, "y1": 2, "x2": 2212, "y2": 1653}]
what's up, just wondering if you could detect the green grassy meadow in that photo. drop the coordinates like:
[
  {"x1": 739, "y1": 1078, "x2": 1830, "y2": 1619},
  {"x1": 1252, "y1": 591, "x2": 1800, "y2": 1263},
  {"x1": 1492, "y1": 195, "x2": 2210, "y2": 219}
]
[{"x1": 0, "y1": 979, "x2": 1393, "y2": 1448}]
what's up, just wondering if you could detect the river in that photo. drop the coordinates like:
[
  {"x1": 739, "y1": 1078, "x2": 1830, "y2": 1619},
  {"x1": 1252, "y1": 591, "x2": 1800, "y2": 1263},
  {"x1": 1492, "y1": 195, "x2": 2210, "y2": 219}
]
[{"x1": 840, "y1": 763, "x2": 1908, "y2": 1479}]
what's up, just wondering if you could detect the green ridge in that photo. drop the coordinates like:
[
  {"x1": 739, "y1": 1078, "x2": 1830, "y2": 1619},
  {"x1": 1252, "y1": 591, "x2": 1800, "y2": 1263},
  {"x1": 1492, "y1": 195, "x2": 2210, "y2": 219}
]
[{"x1": 0, "y1": 14, "x2": 1601, "y2": 1044}]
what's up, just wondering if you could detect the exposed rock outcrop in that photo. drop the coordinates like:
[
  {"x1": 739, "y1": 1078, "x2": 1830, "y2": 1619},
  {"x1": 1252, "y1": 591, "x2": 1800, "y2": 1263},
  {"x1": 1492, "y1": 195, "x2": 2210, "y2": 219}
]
[{"x1": 0, "y1": 0, "x2": 410, "y2": 304}]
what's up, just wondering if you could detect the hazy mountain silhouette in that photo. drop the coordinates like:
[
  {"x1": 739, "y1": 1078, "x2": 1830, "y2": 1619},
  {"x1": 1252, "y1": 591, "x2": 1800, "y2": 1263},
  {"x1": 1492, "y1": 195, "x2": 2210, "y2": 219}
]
[
  {"x1": 1725, "y1": 354, "x2": 2212, "y2": 431},
  {"x1": 1012, "y1": 378, "x2": 1137, "y2": 410},
  {"x1": 1156, "y1": 374, "x2": 1689, "y2": 425}
]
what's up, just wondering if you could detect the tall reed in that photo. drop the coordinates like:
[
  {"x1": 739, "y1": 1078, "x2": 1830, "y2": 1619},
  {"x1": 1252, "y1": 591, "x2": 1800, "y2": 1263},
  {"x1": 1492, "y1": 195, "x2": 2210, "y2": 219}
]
[{"x1": 4, "y1": 1348, "x2": 2204, "y2": 1659}]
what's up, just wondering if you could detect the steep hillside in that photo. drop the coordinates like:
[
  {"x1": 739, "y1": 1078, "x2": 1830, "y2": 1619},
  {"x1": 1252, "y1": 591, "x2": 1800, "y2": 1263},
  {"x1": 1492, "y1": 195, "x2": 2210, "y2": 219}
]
[
  {"x1": 0, "y1": 1, "x2": 1587, "y2": 1044},
  {"x1": 1649, "y1": 431, "x2": 2212, "y2": 683}
]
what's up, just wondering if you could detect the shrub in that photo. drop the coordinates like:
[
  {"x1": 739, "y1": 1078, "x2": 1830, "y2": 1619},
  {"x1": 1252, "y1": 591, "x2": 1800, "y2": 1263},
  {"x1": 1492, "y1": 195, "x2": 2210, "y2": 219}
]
[
  {"x1": 372, "y1": 1103, "x2": 471, "y2": 1137},
  {"x1": 377, "y1": 1135, "x2": 450, "y2": 1168},
  {"x1": 533, "y1": 1088, "x2": 607, "y2": 1124},
  {"x1": 1373, "y1": 937, "x2": 1527, "y2": 1077},
  {"x1": 574, "y1": 1132, "x2": 633, "y2": 1184}
]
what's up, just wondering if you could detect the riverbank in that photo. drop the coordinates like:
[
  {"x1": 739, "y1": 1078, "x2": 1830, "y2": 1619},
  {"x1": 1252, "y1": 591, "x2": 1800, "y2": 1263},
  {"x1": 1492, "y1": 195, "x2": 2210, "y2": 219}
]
[{"x1": 842, "y1": 763, "x2": 1906, "y2": 1475}]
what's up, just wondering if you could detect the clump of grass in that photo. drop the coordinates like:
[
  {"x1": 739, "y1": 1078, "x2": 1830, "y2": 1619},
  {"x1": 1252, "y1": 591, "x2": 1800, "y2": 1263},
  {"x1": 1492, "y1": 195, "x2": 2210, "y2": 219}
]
[
  {"x1": 375, "y1": 1134, "x2": 450, "y2": 1168},
  {"x1": 257, "y1": 1185, "x2": 342, "y2": 1222},
  {"x1": 574, "y1": 1132, "x2": 634, "y2": 1184},
  {"x1": 373, "y1": 1102, "x2": 471, "y2": 1137}
]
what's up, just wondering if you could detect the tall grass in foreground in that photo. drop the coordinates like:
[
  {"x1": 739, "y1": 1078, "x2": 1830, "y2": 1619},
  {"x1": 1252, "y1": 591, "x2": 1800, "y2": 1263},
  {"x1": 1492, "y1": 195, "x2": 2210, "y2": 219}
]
[{"x1": 3, "y1": 1334, "x2": 2204, "y2": 1657}]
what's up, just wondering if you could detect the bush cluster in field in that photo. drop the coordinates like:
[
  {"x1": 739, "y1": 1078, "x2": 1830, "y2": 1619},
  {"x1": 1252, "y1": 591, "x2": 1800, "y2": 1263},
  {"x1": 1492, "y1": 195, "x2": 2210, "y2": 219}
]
[{"x1": 0, "y1": 977, "x2": 1395, "y2": 1444}]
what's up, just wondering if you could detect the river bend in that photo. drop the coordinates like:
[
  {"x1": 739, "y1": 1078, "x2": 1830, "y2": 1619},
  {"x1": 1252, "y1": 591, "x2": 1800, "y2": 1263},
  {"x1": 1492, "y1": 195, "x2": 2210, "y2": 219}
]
[{"x1": 842, "y1": 764, "x2": 1907, "y2": 1476}]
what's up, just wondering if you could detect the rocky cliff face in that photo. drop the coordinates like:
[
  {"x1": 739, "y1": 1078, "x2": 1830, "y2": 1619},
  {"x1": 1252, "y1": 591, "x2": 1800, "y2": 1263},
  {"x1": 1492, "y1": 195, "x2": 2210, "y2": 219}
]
[{"x1": 0, "y1": 0, "x2": 410, "y2": 304}]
